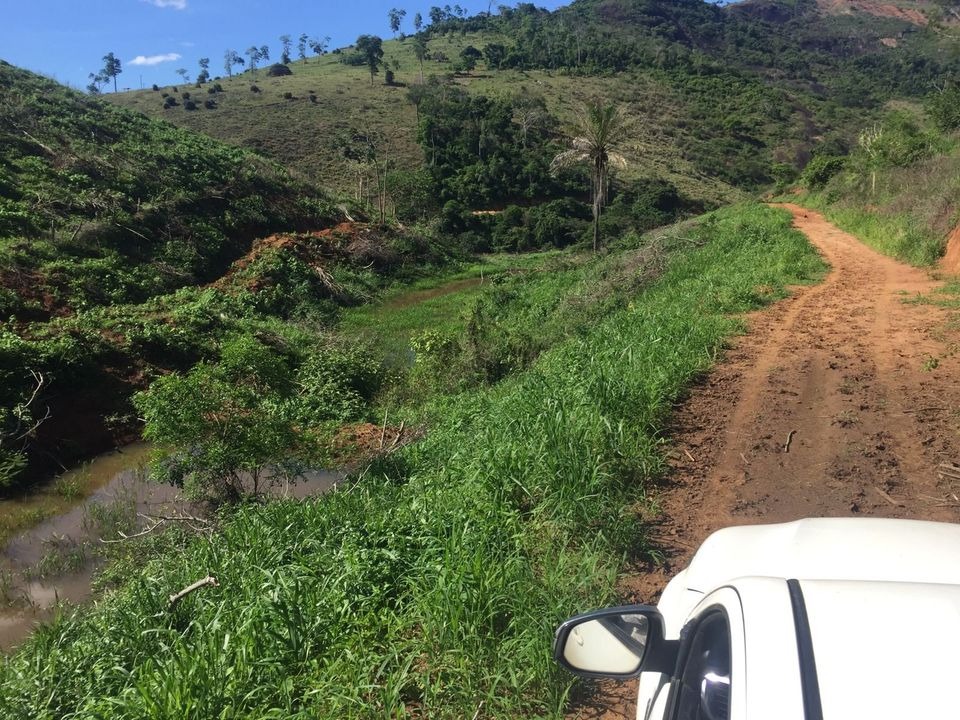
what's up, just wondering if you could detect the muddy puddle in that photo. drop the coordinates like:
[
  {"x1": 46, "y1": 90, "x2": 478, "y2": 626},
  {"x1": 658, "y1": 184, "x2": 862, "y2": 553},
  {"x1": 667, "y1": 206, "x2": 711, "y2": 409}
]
[{"x1": 0, "y1": 445, "x2": 341, "y2": 652}]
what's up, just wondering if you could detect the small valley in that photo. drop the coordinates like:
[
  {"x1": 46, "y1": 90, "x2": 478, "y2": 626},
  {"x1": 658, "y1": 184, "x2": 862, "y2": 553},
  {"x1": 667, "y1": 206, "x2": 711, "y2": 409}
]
[{"x1": 2, "y1": 0, "x2": 960, "y2": 717}]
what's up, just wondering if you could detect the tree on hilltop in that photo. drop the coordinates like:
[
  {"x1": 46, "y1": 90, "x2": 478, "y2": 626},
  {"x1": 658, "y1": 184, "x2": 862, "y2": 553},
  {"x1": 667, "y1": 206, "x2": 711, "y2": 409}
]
[
  {"x1": 355, "y1": 35, "x2": 384, "y2": 85},
  {"x1": 86, "y1": 71, "x2": 108, "y2": 94},
  {"x1": 224, "y1": 49, "x2": 244, "y2": 77},
  {"x1": 246, "y1": 46, "x2": 262, "y2": 74},
  {"x1": 413, "y1": 36, "x2": 428, "y2": 82},
  {"x1": 280, "y1": 35, "x2": 292, "y2": 64},
  {"x1": 176, "y1": 67, "x2": 190, "y2": 83},
  {"x1": 388, "y1": 8, "x2": 407, "y2": 36},
  {"x1": 101, "y1": 52, "x2": 122, "y2": 93},
  {"x1": 309, "y1": 36, "x2": 330, "y2": 60},
  {"x1": 413, "y1": 12, "x2": 423, "y2": 31},
  {"x1": 551, "y1": 100, "x2": 630, "y2": 251},
  {"x1": 297, "y1": 33, "x2": 308, "y2": 61},
  {"x1": 197, "y1": 57, "x2": 211, "y2": 84},
  {"x1": 259, "y1": 45, "x2": 270, "y2": 62}
]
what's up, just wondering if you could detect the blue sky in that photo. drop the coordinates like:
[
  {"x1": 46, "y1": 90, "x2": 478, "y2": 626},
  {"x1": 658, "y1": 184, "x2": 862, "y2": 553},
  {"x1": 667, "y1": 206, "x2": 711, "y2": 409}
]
[{"x1": 2, "y1": 0, "x2": 568, "y2": 90}]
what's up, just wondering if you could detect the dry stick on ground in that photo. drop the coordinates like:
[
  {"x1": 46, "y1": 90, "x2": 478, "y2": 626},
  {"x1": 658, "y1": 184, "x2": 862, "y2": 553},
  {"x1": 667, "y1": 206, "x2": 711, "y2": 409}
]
[
  {"x1": 872, "y1": 486, "x2": 903, "y2": 507},
  {"x1": 683, "y1": 449, "x2": 697, "y2": 463},
  {"x1": 937, "y1": 463, "x2": 960, "y2": 479},
  {"x1": 379, "y1": 407, "x2": 389, "y2": 449},
  {"x1": 99, "y1": 512, "x2": 212, "y2": 544},
  {"x1": 168, "y1": 576, "x2": 219, "y2": 609},
  {"x1": 784, "y1": 430, "x2": 798, "y2": 453},
  {"x1": 388, "y1": 420, "x2": 405, "y2": 450},
  {"x1": 68, "y1": 221, "x2": 84, "y2": 244}
]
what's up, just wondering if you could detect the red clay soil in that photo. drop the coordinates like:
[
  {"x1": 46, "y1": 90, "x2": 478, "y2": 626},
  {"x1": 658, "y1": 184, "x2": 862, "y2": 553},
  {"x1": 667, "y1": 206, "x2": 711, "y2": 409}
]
[
  {"x1": 575, "y1": 204, "x2": 960, "y2": 719},
  {"x1": 214, "y1": 222, "x2": 400, "y2": 291},
  {"x1": 815, "y1": 0, "x2": 929, "y2": 25},
  {"x1": 940, "y1": 224, "x2": 960, "y2": 275}
]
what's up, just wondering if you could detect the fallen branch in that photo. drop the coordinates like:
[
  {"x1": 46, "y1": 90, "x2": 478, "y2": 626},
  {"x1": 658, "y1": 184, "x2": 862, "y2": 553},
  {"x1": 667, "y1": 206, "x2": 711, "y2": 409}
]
[
  {"x1": 683, "y1": 448, "x2": 696, "y2": 463},
  {"x1": 100, "y1": 512, "x2": 212, "y2": 543},
  {"x1": 114, "y1": 222, "x2": 152, "y2": 244},
  {"x1": 168, "y1": 576, "x2": 218, "y2": 609},
  {"x1": 918, "y1": 493, "x2": 960, "y2": 508},
  {"x1": 784, "y1": 430, "x2": 797, "y2": 454},
  {"x1": 99, "y1": 516, "x2": 163, "y2": 544},
  {"x1": 902, "y1": 407, "x2": 947, "y2": 414},
  {"x1": 938, "y1": 462, "x2": 960, "y2": 477}
]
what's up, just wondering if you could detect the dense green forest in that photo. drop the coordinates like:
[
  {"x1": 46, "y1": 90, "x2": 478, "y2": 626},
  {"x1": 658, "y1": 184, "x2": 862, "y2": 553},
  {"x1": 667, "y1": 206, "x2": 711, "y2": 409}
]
[{"x1": 3, "y1": 0, "x2": 960, "y2": 716}]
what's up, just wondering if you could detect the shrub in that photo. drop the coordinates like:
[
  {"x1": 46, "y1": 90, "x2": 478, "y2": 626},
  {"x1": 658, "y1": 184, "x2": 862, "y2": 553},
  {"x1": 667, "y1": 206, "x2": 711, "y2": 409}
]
[
  {"x1": 283, "y1": 91, "x2": 294, "y2": 100},
  {"x1": 134, "y1": 336, "x2": 298, "y2": 502},
  {"x1": 925, "y1": 87, "x2": 960, "y2": 132},
  {"x1": 162, "y1": 96, "x2": 178, "y2": 108},
  {"x1": 384, "y1": 69, "x2": 395, "y2": 85},
  {"x1": 151, "y1": 84, "x2": 160, "y2": 91},
  {"x1": 204, "y1": 99, "x2": 217, "y2": 110},
  {"x1": 181, "y1": 91, "x2": 191, "y2": 100},
  {"x1": 266, "y1": 63, "x2": 292, "y2": 77},
  {"x1": 250, "y1": 84, "x2": 260, "y2": 93},
  {"x1": 183, "y1": 99, "x2": 197, "y2": 111},
  {"x1": 801, "y1": 155, "x2": 845, "y2": 189}
]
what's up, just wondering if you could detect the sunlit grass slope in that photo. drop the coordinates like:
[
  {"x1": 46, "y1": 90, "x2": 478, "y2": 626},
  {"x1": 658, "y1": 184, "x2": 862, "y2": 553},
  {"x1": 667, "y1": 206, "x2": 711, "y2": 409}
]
[{"x1": 108, "y1": 36, "x2": 755, "y2": 207}]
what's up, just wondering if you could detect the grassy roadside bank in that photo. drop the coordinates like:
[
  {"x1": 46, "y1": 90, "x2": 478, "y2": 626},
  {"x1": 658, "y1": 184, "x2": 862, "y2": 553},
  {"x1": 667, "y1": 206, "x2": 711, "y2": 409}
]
[
  {"x1": 0, "y1": 204, "x2": 825, "y2": 718},
  {"x1": 797, "y1": 194, "x2": 945, "y2": 267}
]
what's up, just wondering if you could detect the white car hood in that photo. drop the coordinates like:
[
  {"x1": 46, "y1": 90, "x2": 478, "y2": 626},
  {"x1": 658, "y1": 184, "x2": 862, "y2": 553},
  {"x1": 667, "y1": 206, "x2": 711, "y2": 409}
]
[{"x1": 682, "y1": 517, "x2": 960, "y2": 592}]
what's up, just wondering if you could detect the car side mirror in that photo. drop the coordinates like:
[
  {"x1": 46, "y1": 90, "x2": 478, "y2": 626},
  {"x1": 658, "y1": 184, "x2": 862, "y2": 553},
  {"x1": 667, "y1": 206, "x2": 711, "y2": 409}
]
[{"x1": 553, "y1": 605, "x2": 677, "y2": 679}]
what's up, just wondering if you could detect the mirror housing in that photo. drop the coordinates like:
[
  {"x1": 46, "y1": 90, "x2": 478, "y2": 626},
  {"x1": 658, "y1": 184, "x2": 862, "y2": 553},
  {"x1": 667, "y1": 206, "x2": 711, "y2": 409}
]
[{"x1": 553, "y1": 605, "x2": 677, "y2": 679}]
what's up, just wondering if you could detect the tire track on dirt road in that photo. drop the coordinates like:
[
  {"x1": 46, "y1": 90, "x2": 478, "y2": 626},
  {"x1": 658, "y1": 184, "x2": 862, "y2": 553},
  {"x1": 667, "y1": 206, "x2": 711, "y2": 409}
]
[{"x1": 575, "y1": 204, "x2": 960, "y2": 719}]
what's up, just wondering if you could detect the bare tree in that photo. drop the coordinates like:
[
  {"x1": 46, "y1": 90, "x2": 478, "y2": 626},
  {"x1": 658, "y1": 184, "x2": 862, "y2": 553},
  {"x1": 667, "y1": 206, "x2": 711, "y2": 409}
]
[
  {"x1": 0, "y1": 371, "x2": 50, "y2": 488},
  {"x1": 224, "y1": 49, "x2": 244, "y2": 77}
]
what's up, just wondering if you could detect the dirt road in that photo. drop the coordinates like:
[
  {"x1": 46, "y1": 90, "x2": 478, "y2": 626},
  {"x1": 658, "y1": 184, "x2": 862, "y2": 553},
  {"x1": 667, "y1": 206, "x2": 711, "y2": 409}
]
[{"x1": 580, "y1": 204, "x2": 960, "y2": 719}]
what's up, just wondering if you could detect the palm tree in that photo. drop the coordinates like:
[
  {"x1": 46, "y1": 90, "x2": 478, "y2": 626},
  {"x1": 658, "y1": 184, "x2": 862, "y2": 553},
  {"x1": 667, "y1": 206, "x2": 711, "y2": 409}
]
[{"x1": 551, "y1": 100, "x2": 629, "y2": 251}]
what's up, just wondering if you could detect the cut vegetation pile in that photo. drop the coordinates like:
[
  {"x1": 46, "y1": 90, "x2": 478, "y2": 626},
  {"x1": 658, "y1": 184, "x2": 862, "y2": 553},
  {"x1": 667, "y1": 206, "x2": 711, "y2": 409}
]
[{"x1": 0, "y1": 204, "x2": 825, "y2": 717}]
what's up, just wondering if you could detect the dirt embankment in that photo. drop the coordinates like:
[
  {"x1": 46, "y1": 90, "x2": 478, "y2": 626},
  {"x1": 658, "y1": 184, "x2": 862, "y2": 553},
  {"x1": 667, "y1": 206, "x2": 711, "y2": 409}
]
[
  {"x1": 580, "y1": 204, "x2": 960, "y2": 719},
  {"x1": 941, "y1": 223, "x2": 960, "y2": 275},
  {"x1": 816, "y1": 0, "x2": 930, "y2": 25}
]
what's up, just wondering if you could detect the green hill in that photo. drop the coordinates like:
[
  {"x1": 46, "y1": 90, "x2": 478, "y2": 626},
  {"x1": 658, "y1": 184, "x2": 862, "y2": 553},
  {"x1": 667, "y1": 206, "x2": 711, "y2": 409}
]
[
  {"x1": 0, "y1": 60, "x2": 343, "y2": 318},
  {"x1": 3, "y1": 0, "x2": 958, "y2": 716},
  {"x1": 0, "y1": 61, "x2": 401, "y2": 487},
  {"x1": 107, "y1": 0, "x2": 959, "y2": 207}
]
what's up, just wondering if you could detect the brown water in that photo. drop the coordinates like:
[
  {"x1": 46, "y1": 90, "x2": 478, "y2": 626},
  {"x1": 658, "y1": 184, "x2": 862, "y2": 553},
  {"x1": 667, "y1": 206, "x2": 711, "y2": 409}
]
[{"x1": 0, "y1": 445, "x2": 341, "y2": 651}]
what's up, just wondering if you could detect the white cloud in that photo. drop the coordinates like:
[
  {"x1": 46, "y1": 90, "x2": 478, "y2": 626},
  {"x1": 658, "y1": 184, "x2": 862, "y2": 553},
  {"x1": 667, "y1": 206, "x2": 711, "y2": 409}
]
[
  {"x1": 129, "y1": 52, "x2": 182, "y2": 66},
  {"x1": 142, "y1": 0, "x2": 187, "y2": 9}
]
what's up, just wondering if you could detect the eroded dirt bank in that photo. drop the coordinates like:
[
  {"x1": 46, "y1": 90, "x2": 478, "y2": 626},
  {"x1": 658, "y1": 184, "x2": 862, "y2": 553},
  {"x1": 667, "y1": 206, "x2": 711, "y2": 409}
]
[{"x1": 581, "y1": 204, "x2": 960, "y2": 719}]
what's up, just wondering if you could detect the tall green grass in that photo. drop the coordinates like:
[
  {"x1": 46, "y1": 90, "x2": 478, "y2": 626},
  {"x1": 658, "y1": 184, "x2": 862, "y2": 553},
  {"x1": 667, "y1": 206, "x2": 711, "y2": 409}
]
[
  {"x1": 801, "y1": 198, "x2": 944, "y2": 267},
  {"x1": 0, "y1": 204, "x2": 824, "y2": 718}
]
